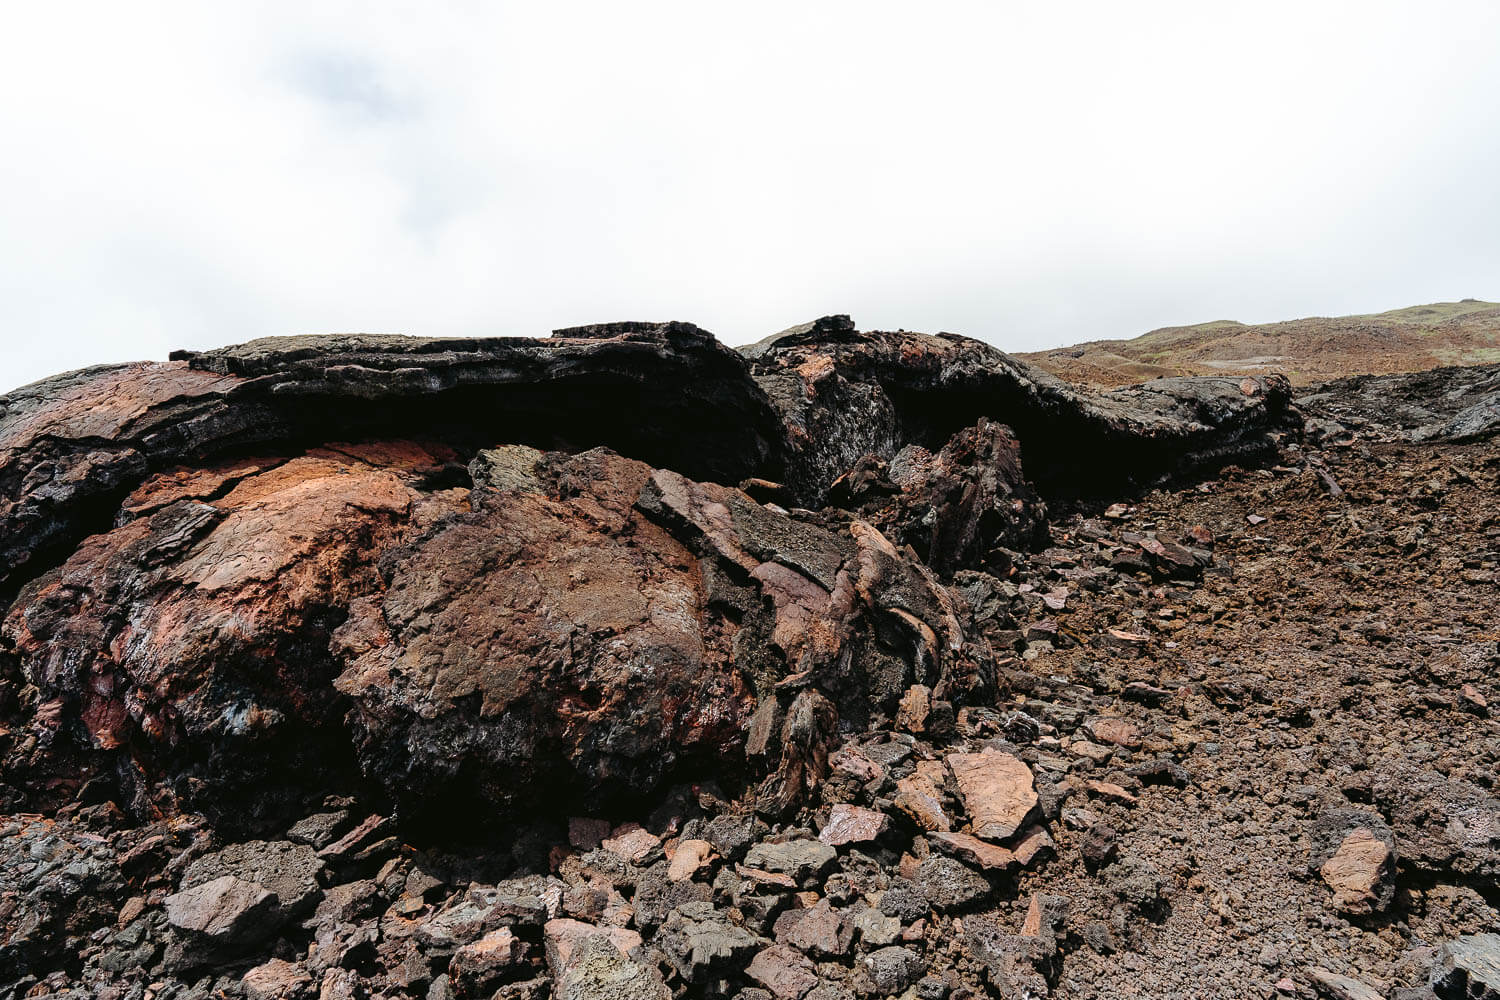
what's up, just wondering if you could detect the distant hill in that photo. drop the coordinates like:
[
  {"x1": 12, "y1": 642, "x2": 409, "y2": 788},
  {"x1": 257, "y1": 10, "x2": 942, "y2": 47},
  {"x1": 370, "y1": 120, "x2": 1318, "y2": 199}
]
[{"x1": 1021, "y1": 298, "x2": 1500, "y2": 386}]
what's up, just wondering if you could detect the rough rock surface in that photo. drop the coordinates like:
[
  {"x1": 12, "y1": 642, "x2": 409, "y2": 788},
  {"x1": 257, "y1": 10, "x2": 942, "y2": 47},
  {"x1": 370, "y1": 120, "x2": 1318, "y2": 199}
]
[
  {"x1": 0, "y1": 323, "x2": 788, "y2": 596},
  {"x1": 2, "y1": 318, "x2": 1497, "y2": 1000},
  {"x1": 740, "y1": 315, "x2": 1296, "y2": 502}
]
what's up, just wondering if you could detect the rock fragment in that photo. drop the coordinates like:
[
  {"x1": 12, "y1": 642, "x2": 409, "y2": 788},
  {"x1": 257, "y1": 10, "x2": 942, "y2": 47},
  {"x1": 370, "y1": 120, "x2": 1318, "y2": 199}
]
[
  {"x1": 556, "y1": 933, "x2": 669, "y2": 1000},
  {"x1": 242, "y1": 958, "x2": 313, "y2": 1000},
  {"x1": 667, "y1": 839, "x2": 714, "y2": 881},
  {"x1": 774, "y1": 898, "x2": 853, "y2": 959},
  {"x1": 946, "y1": 751, "x2": 1038, "y2": 841},
  {"x1": 1430, "y1": 933, "x2": 1500, "y2": 1000},
  {"x1": 1321, "y1": 827, "x2": 1396, "y2": 915},
  {"x1": 654, "y1": 901, "x2": 760, "y2": 984},
  {"x1": 747, "y1": 944, "x2": 820, "y2": 1000},
  {"x1": 1306, "y1": 967, "x2": 1386, "y2": 1000},
  {"x1": 819, "y1": 805, "x2": 891, "y2": 847},
  {"x1": 164, "y1": 875, "x2": 276, "y2": 940},
  {"x1": 743, "y1": 840, "x2": 838, "y2": 887}
]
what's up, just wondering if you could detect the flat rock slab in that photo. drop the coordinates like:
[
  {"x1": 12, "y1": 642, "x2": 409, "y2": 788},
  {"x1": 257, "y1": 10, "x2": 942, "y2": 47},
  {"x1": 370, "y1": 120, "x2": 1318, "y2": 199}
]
[
  {"x1": 928, "y1": 831, "x2": 1020, "y2": 872},
  {"x1": 165, "y1": 875, "x2": 276, "y2": 940},
  {"x1": 946, "y1": 750, "x2": 1038, "y2": 841},
  {"x1": 182, "y1": 840, "x2": 324, "y2": 925},
  {"x1": 1431, "y1": 933, "x2": 1500, "y2": 1000},
  {"x1": 743, "y1": 840, "x2": 838, "y2": 886},
  {"x1": 818, "y1": 804, "x2": 891, "y2": 847}
]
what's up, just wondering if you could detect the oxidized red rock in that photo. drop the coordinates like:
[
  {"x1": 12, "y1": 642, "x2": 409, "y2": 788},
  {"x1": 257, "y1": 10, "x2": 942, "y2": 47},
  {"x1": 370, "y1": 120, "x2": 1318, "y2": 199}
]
[
  {"x1": 947, "y1": 750, "x2": 1038, "y2": 841},
  {"x1": 818, "y1": 804, "x2": 891, "y2": 847}
]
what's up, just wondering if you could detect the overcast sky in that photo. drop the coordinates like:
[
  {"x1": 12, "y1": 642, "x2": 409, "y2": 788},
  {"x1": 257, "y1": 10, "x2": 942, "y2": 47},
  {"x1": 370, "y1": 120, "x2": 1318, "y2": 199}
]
[{"x1": 3, "y1": 2, "x2": 1499, "y2": 392}]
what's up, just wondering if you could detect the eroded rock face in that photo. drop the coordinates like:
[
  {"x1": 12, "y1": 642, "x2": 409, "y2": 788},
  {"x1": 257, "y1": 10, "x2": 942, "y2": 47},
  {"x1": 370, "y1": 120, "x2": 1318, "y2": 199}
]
[
  {"x1": 0, "y1": 321, "x2": 1321, "y2": 994},
  {"x1": 2, "y1": 442, "x2": 462, "y2": 823}
]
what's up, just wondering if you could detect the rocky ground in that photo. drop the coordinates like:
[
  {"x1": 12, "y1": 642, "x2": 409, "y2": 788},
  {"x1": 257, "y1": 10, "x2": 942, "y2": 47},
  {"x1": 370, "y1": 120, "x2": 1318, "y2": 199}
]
[{"x1": 0, "y1": 320, "x2": 1497, "y2": 999}]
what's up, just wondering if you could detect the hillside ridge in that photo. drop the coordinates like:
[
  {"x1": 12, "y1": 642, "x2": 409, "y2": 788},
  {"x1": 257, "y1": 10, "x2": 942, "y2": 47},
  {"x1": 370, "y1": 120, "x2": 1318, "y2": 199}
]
[{"x1": 1023, "y1": 298, "x2": 1500, "y2": 386}]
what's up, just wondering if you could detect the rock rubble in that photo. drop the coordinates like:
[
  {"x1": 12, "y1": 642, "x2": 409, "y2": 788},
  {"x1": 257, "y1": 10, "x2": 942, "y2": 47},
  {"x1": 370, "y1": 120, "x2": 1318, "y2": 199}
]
[{"x1": 0, "y1": 318, "x2": 1494, "y2": 999}]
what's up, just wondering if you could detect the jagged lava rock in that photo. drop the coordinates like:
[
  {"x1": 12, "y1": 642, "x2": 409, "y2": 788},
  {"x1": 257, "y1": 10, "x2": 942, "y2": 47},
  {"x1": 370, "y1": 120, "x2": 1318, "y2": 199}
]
[
  {"x1": 333, "y1": 445, "x2": 986, "y2": 826},
  {"x1": 740, "y1": 316, "x2": 1297, "y2": 504},
  {"x1": 2, "y1": 443, "x2": 460, "y2": 823},
  {"x1": 827, "y1": 417, "x2": 1049, "y2": 576},
  {"x1": 0, "y1": 323, "x2": 787, "y2": 595}
]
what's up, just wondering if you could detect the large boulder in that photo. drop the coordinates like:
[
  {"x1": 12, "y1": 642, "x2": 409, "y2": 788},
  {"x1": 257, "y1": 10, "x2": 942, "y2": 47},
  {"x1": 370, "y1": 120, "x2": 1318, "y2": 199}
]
[
  {"x1": 2, "y1": 443, "x2": 461, "y2": 823},
  {"x1": 333, "y1": 446, "x2": 987, "y2": 827},
  {"x1": 4, "y1": 436, "x2": 988, "y2": 830}
]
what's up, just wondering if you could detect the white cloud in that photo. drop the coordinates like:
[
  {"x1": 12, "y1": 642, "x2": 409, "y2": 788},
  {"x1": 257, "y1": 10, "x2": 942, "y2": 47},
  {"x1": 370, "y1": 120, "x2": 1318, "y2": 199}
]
[{"x1": 2, "y1": 0, "x2": 1498, "y2": 390}]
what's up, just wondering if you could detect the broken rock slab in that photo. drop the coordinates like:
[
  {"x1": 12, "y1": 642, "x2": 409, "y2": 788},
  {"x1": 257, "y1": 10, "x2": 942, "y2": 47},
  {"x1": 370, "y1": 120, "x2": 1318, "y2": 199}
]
[
  {"x1": 739, "y1": 319, "x2": 1297, "y2": 504},
  {"x1": 743, "y1": 840, "x2": 838, "y2": 887},
  {"x1": 819, "y1": 804, "x2": 892, "y2": 847},
  {"x1": 946, "y1": 750, "x2": 1038, "y2": 841},
  {"x1": 165, "y1": 875, "x2": 276, "y2": 940},
  {"x1": 1431, "y1": 933, "x2": 1500, "y2": 1000}
]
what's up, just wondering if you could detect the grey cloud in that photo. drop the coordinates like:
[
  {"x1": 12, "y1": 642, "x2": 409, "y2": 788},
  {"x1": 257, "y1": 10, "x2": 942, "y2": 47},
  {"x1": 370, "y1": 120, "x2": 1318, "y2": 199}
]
[{"x1": 1, "y1": 1, "x2": 1498, "y2": 393}]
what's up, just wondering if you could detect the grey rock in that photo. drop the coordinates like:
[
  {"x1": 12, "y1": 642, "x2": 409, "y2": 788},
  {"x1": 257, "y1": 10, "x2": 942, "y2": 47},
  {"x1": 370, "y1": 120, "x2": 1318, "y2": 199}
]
[
  {"x1": 704, "y1": 814, "x2": 759, "y2": 862},
  {"x1": 653, "y1": 901, "x2": 761, "y2": 984},
  {"x1": 631, "y1": 863, "x2": 713, "y2": 933},
  {"x1": 743, "y1": 840, "x2": 837, "y2": 887},
  {"x1": 857, "y1": 946, "x2": 926, "y2": 996},
  {"x1": 287, "y1": 812, "x2": 351, "y2": 849},
  {"x1": 164, "y1": 876, "x2": 276, "y2": 940},
  {"x1": 915, "y1": 975, "x2": 950, "y2": 1000},
  {"x1": 877, "y1": 879, "x2": 929, "y2": 923},
  {"x1": 1431, "y1": 934, "x2": 1500, "y2": 1000},
  {"x1": 557, "y1": 933, "x2": 670, "y2": 1000},
  {"x1": 852, "y1": 907, "x2": 902, "y2": 949},
  {"x1": 912, "y1": 856, "x2": 990, "y2": 911},
  {"x1": 1105, "y1": 855, "x2": 1164, "y2": 915},
  {"x1": 181, "y1": 840, "x2": 325, "y2": 926},
  {"x1": 963, "y1": 915, "x2": 1055, "y2": 998}
]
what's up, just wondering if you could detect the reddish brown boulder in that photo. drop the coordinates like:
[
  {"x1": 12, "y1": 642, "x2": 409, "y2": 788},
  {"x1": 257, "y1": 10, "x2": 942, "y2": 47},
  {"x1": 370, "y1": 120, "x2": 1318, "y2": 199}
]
[
  {"x1": 2, "y1": 443, "x2": 458, "y2": 823},
  {"x1": 331, "y1": 446, "x2": 985, "y2": 826}
]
